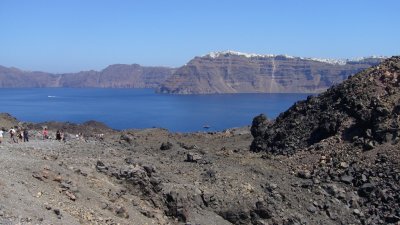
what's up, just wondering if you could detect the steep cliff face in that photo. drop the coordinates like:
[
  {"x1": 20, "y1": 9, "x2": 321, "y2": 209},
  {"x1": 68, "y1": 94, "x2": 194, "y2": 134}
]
[
  {"x1": 0, "y1": 64, "x2": 174, "y2": 88},
  {"x1": 158, "y1": 52, "x2": 384, "y2": 94},
  {"x1": 0, "y1": 52, "x2": 384, "y2": 92},
  {"x1": 59, "y1": 64, "x2": 174, "y2": 88}
]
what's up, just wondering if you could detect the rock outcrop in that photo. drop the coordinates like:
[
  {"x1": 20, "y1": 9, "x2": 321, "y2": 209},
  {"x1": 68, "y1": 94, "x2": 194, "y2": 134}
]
[
  {"x1": 0, "y1": 113, "x2": 19, "y2": 128},
  {"x1": 250, "y1": 56, "x2": 400, "y2": 225},
  {"x1": 158, "y1": 51, "x2": 384, "y2": 94},
  {"x1": 250, "y1": 56, "x2": 400, "y2": 154}
]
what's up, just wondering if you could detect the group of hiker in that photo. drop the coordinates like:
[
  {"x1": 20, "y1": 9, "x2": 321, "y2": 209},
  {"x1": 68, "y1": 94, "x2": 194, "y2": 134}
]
[
  {"x1": 43, "y1": 128, "x2": 68, "y2": 142},
  {"x1": 0, "y1": 126, "x2": 29, "y2": 143},
  {"x1": 0, "y1": 127, "x2": 68, "y2": 144}
]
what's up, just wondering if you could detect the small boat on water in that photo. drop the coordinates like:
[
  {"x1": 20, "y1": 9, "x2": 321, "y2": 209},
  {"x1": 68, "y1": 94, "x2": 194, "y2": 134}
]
[{"x1": 203, "y1": 125, "x2": 211, "y2": 129}]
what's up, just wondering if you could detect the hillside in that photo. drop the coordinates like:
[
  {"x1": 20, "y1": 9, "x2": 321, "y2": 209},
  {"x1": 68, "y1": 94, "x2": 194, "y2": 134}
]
[
  {"x1": 0, "y1": 65, "x2": 60, "y2": 87},
  {"x1": 158, "y1": 51, "x2": 384, "y2": 94},
  {"x1": 251, "y1": 56, "x2": 400, "y2": 154},
  {"x1": 0, "y1": 64, "x2": 174, "y2": 88},
  {"x1": 0, "y1": 58, "x2": 399, "y2": 224},
  {"x1": 250, "y1": 56, "x2": 400, "y2": 224},
  {"x1": 58, "y1": 64, "x2": 174, "y2": 88}
]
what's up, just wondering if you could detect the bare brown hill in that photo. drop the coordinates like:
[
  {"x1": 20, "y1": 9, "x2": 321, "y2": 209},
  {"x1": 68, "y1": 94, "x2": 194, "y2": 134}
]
[
  {"x1": 0, "y1": 64, "x2": 174, "y2": 88},
  {"x1": 58, "y1": 64, "x2": 175, "y2": 88}
]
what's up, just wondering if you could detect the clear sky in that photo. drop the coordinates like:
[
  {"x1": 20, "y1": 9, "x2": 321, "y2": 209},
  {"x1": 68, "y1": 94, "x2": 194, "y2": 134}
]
[{"x1": 0, "y1": 0, "x2": 399, "y2": 73}]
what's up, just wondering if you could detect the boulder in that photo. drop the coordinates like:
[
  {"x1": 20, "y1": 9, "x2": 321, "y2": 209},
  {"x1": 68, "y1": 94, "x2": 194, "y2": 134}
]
[
  {"x1": 186, "y1": 153, "x2": 202, "y2": 163},
  {"x1": 160, "y1": 142, "x2": 173, "y2": 150}
]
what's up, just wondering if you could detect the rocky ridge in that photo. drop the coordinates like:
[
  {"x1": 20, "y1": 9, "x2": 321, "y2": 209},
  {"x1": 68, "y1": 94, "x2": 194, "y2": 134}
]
[
  {"x1": 0, "y1": 64, "x2": 174, "y2": 88},
  {"x1": 1, "y1": 52, "x2": 384, "y2": 94},
  {"x1": 158, "y1": 52, "x2": 384, "y2": 94}
]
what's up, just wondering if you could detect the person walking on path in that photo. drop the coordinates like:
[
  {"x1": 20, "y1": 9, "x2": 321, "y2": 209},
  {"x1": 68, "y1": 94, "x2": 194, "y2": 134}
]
[
  {"x1": 43, "y1": 127, "x2": 49, "y2": 140},
  {"x1": 9, "y1": 127, "x2": 17, "y2": 143},
  {"x1": 56, "y1": 130, "x2": 61, "y2": 141},
  {"x1": 23, "y1": 128, "x2": 29, "y2": 142},
  {"x1": 0, "y1": 128, "x2": 4, "y2": 144},
  {"x1": 61, "y1": 130, "x2": 66, "y2": 142},
  {"x1": 18, "y1": 128, "x2": 24, "y2": 143}
]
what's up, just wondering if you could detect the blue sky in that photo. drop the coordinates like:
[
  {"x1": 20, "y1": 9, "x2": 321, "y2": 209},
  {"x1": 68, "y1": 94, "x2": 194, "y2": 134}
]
[{"x1": 0, "y1": 0, "x2": 399, "y2": 73}]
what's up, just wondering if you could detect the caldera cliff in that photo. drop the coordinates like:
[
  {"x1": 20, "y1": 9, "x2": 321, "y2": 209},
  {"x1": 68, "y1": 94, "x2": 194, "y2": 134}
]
[
  {"x1": 0, "y1": 64, "x2": 174, "y2": 88},
  {"x1": 158, "y1": 51, "x2": 384, "y2": 94}
]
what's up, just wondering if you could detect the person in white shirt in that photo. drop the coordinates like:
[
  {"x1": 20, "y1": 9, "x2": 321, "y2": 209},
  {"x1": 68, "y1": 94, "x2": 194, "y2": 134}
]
[
  {"x1": 0, "y1": 128, "x2": 4, "y2": 143},
  {"x1": 9, "y1": 127, "x2": 17, "y2": 143}
]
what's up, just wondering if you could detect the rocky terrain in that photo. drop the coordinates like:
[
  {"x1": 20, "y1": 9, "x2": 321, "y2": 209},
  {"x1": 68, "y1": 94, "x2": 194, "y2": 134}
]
[
  {"x1": 251, "y1": 56, "x2": 400, "y2": 223},
  {"x1": 158, "y1": 51, "x2": 383, "y2": 94},
  {"x1": 0, "y1": 57, "x2": 399, "y2": 225},
  {"x1": 251, "y1": 56, "x2": 400, "y2": 154},
  {"x1": 0, "y1": 64, "x2": 174, "y2": 88}
]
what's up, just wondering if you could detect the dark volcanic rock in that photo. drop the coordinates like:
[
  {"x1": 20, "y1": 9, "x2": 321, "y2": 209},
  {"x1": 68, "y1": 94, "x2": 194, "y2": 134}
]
[
  {"x1": 358, "y1": 183, "x2": 375, "y2": 197},
  {"x1": 220, "y1": 209, "x2": 251, "y2": 224},
  {"x1": 340, "y1": 175, "x2": 354, "y2": 184},
  {"x1": 163, "y1": 191, "x2": 189, "y2": 222},
  {"x1": 160, "y1": 142, "x2": 173, "y2": 150},
  {"x1": 251, "y1": 56, "x2": 400, "y2": 155},
  {"x1": 250, "y1": 57, "x2": 400, "y2": 224},
  {"x1": 254, "y1": 201, "x2": 272, "y2": 219},
  {"x1": 250, "y1": 114, "x2": 270, "y2": 138}
]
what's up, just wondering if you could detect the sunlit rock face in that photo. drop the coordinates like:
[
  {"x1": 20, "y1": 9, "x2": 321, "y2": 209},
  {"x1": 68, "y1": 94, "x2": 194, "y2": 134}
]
[{"x1": 158, "y1": 51, "x2": 384, "y2": 94}]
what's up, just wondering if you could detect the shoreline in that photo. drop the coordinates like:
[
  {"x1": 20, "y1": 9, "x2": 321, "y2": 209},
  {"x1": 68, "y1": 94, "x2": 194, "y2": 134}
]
[{"x1": 0, "y1": 112, "x2": 252, "y2": 136}]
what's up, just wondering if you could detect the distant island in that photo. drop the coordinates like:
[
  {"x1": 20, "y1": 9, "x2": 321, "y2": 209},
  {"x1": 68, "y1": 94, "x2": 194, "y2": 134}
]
[
  {"x1": 0, "y1": 64, "x2": 174, "y2": 89},
  {"x1": 0, "y1": 51, "x2": 385, "y2": 94}
]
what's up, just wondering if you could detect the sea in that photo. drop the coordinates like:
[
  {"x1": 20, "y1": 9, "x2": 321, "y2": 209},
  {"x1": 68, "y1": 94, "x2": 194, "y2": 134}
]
[{"x1": 0, "y1": 88, "x2": 310, "y2": 132}]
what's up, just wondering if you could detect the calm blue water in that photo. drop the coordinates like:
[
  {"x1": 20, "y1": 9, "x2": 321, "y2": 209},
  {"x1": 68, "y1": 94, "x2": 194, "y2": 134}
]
[{"x1": 0, "y1": 88, "x2": 309, "y2": 132}]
